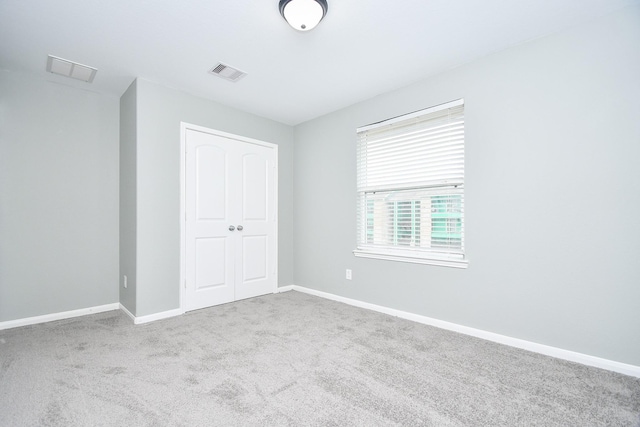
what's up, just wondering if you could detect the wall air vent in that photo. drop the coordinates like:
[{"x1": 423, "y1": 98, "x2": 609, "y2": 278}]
[
  {"x1": 46, "y1": 55, "x2": 97, "y2": 83},
  {"x1": 209, "y1": 63, "x2": 247, "y2": 82}
]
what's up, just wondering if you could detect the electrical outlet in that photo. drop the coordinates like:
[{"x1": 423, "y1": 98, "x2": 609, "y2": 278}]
[
  {"x1": 123, "y1": 275, "x2": 128, "y2": 288},
  {"x1": 346, "y1": 269, "x2": 352, "y2": 280}
]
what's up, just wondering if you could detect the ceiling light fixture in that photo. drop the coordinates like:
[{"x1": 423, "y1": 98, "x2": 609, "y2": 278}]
[{"x1": 279, "y1": 0, "x2": 328, "y2": 32}]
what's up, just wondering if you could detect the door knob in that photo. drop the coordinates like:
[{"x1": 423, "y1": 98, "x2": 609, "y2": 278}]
[
  {"x1": 229, "y1": 225, "x2": 235, "y2": 231},
  {"x1": 237, "y1": 225, "x2": 243, "y2": 231}
]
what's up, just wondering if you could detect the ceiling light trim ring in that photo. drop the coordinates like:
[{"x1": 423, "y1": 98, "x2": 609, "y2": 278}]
[{"x1": 279, "y1": 0, "x2": 328, "y2": 32}]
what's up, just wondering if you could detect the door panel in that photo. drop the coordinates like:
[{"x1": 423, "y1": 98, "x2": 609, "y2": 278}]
[
  {"x1": 196, "y1": 145, "x2": 227, "y2": 220},
  {"x1": 242, "y1": 153, "x2": 267, "y2": 220},
  {"x1": 195, "y1": 237, "x2": 227, "y2": 289},
  {"x1": 241, "y1": 235, "x2": 268, "y2": 282}
]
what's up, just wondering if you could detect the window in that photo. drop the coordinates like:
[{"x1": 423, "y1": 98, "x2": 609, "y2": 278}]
[{"x1": 354, "y1": 99, "x2": 467, "y2": 268}]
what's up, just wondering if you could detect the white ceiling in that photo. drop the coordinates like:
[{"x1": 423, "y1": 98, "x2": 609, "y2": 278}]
[{"x1": 0, "y1": 0, "x2": 637, "y2": 125}]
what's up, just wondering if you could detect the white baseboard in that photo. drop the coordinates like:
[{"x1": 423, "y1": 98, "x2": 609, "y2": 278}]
[
  {"x1": 118, "y1": 303, "x2": 181, "y2": 325},
  {"x1": 119, "y1": 303, "x2": 136, "y2": 322},
  {"x1": 0, "y1": 303, "x2": 120, "y2": 331},
  {"x1": 130, "y1": 308, "x2": 182, "y2": 325},
  {"x1": 0, "y1": 302, "x2": 182, "y2": 330},
  {"x1": 284, "y1": 285, "x2": 640, "y2": 378}
]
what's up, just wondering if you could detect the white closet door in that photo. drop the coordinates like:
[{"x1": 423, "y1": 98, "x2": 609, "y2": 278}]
[
  {"x1": 235, "y1": 145, "x2": 277, "y2": 301},
  {"x1": 185, "y1": 128, "x2": 276, "y2": 311}
]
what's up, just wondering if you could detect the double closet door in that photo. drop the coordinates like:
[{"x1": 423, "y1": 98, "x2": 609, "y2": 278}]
[{"x1": 185, "y1": 127, "x2": 277, "y2": 312}]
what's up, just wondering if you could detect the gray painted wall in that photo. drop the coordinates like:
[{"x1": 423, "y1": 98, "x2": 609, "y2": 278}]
[
  {"x1": 293, "y1": 6, "x2": 640, "y2": 366},
  {"x1": 2, "y1": 6, "x2": 637, "y2": 370},
  {"x1": 119, "y1": 80, "x2": 137, "y2": 314},
  {"x1": 0, "y1": 70, "x2": 119, "y2": 322},
  {"x1": 130, "y1": 79, "x2": 294, "y2": 316}
]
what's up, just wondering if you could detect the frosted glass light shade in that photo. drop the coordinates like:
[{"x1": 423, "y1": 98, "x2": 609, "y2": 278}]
[{"x1": 279, "y1": 0, "x2": 328, "y2": 32}]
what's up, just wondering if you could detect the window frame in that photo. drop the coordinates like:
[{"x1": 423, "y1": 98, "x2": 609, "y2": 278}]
[{"x1": 353, "y1": 99, "x2": 468, "y2": 269}]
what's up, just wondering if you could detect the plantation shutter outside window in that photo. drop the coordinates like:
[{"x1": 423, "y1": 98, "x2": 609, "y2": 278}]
[{"x1": 354, "y1": 99, "x2": 467, "y2": 268}]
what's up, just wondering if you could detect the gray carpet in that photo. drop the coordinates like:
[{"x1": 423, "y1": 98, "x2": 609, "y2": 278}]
[{"x1": 1, "y1": 291, "x2": 639, "y2": 426}]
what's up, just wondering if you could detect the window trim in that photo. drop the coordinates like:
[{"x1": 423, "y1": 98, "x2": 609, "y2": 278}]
[
  {"x1": 353, "y1": 248, "x2": 468, "y2": 268},
  {"x1": 354, "y1": 99, "x2": 468, "y2": 269}
]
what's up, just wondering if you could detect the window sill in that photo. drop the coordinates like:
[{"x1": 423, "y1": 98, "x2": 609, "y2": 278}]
[{"x1": 353, "y1": 249, "x2": 468, "y2": 269}]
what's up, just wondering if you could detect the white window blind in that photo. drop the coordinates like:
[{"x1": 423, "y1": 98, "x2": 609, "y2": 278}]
[{"x1": 355, "y1": 99, "x2": 466, "y2": 268}]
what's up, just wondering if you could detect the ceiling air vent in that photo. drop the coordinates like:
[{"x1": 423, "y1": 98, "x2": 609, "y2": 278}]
[
  {"x1": 46, "y1": 55, "x2": 97, "y2": 83},
  {"x1": 209, "y1": 63, "x2": 247, "y2": 82}
]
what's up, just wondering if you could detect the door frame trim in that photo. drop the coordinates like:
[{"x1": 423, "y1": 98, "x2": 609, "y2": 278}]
[{"x1": 179, "y1": 122, "x2": 279, "y2": 314}]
